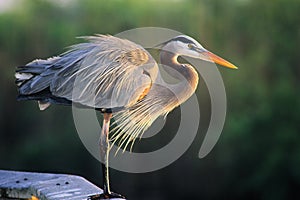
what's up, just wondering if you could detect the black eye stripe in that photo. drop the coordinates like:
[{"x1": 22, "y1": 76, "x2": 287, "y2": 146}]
[
  {"x1": 160, "y1": 36, "x2": 197, "y2": 48},
  {"x1": 164, "y1": 36, "x2": 195, "y2": 45},
  {"x1": 173, "y1": 36, "x2": 195, "y2": 44}
]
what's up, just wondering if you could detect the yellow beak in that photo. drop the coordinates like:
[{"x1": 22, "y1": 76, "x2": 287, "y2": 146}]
[{"x1": 204, "y1": 51, "x2": 238, "y2": 69}]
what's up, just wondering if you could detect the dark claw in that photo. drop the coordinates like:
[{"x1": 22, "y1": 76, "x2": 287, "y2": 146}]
[{"x1": 89, "y1": 192, "x2": 126, "y2": 200}]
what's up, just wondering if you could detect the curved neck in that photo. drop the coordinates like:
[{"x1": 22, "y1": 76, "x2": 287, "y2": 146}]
[{"x1": 160, "y1": 50, "x2": 199, "y2": 104}]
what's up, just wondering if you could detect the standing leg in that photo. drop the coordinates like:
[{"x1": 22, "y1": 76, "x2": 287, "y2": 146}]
[
  {"x1": 89, "y1": 113, "x2": 125, "y2": 200},
  {"x1": 100, "y1": 113, "x2": 112, "y2": 196}
]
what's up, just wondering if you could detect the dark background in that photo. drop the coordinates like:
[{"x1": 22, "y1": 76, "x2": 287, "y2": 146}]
[{"x1": 1, "y1": 0, "x2": 300, "y2": 199}]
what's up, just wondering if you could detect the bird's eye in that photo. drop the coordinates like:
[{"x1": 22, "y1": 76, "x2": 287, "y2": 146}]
[{"x1": 188, "y1": 44, "x2": 193, "y2": 49}]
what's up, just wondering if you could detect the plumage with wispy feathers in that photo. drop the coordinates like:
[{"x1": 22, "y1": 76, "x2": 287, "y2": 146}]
[{"x1": 15, "y1": 34, "x2": 237, "y2": 198}]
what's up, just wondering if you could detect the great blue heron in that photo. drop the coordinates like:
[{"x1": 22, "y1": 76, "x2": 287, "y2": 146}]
[{"x1": 15, "y1": 34, "x2": 237, "y2": 199}]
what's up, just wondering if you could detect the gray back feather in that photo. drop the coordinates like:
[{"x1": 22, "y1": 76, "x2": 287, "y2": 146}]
[
  {"x1": 18, "y1": 35, "x2": 158, "y2": 109},
  {"x1": 51, "y1": 35, "x2": 158, "y2": 109}
]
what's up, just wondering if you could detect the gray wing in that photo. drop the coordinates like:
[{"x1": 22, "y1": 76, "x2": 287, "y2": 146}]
[{"x1": 51, "y1": 35, "x2": 158, "y2": 109}]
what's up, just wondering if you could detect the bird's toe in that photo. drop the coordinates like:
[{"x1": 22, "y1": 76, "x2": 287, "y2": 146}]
[{"x1": 88, "y1": 192, "x2": 126, "y2": 200}]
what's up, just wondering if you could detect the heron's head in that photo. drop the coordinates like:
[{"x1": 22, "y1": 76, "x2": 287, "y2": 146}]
[{"x1": 162, "y1": 35, "x2": 238, "y2": 69}]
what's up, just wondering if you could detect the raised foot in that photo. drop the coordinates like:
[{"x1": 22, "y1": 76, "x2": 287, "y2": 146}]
[{"x1": 89, "y1": 192, "x2": 126, "y2": 200}]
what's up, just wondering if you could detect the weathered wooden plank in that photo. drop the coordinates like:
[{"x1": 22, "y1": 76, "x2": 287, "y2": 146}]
[{"x1": 0, "y1": 170, "x2": 103, "y2": 200}]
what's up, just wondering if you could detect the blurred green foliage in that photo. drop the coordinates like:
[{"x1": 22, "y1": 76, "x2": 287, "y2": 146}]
[{"x1": 0, "y1": 0, "x2": 300, "y2": 199}]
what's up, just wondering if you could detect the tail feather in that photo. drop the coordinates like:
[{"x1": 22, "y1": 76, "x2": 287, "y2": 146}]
[
  {"x1": 15, "y1": 72, "x2": 33, "y2": 86},
  {"x1": 15, "y1": 56, "x2": 64, "y2": 110},
  {"x1": 15, "y1": 57, "x2": 60, "y2": 95},
  {"x1": 17, "y1": 88, "x2": 72, "y2": 110},
  {"x1": 15, "y1": 72, "x2": 33, "y2": 80},
  {"x1": 38, "y1": 100, "x2": 51, "y2": 110}
]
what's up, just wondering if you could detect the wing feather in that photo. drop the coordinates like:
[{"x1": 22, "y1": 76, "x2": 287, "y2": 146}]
[{"x1": 51, "y1": 35, "x2": 158, "y2": 109}]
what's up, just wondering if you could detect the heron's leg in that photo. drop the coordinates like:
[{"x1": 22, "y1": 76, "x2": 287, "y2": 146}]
[
  {"x1": 89, "y1": 113, "x2": 125, "y2": 200},
  {"x1": 100, "y1": 113, "x2": 112, "y2": 195}
]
